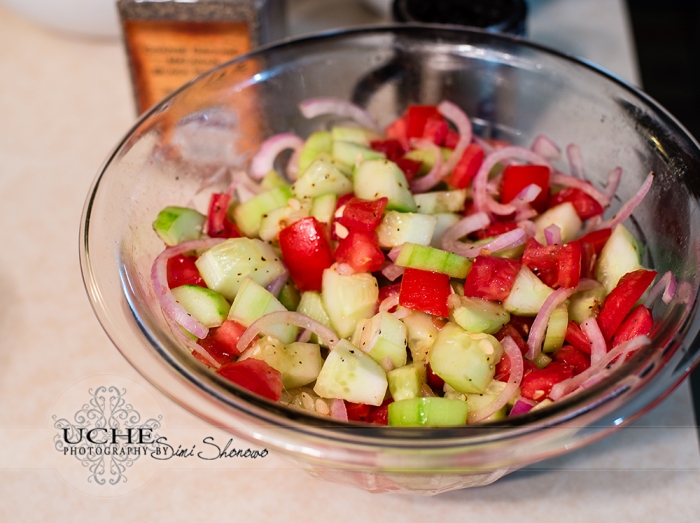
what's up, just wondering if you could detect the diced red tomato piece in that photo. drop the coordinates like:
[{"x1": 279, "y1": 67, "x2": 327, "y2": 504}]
[
  {"x1": 580, "y1": 241, "x2": 596, "y2": 279},
  {"x1": 423, "y1": 117, "x2": 449, "y2": 145},
  {"x1": 426, "y1": 362, "x2": 445, "y2": 390},
  {"x1": 406, "y1": 105, "x2": 442, "y2": 138},
  {"x1": 500, "y1": 164, "x2": 551, "y2": 213},
  {"x1": 509, "y1": 315, "x2": 535, "y2": 339},
  {"x1": 552, "y1": 345, "x2": 591, "y2": 375},
  {"x1": 206, "y1": 193, "x2": 241, "y2": 239},
  {"x1": 521, "y1": 237, "x2": 561, "y2": 287},
  {"x1": 473, "y1": 221, "x2": 518, "y2": 241},
  {"x1": 377, "y1": 282, "x2": 402, "y2": 313},
  {"x1": 597, "y1": 269, "x2": 658, "y2": 340},
  {"x1": 557, "y1": 240, "x2": 581, "y2": 288},
  {"x1": 548, "y1": 187, "x2": 604, "y2": 220},
  {"x1": 217, "y1": 359, "x2": 283, "y2": 402},
  {"x1": 520, "y1": 362, "x2": 574, "y2": 401},
  {"x1": 167, "y1": 254, "x2": 206, "y2": 288},
  {"x1": 279, "y1": 217, "x2": 335, "y2": 292},
  {"x1": 370, "y1": 139, "x2": 405, "y2": 162},
  {"x1": 395, "y1": 158, "x2": 423, "y2": 182},
  {"x1": 197, "y1": 319, "x2": 248, "y2": 365},
  {"x1": 443, "y1": 129, "x2": 460, "y2": 149},
  {"x1": 494, "y1": 323, "x2": 529, "y2": 355},
  {"x1": 463, "y1": 256, "x2": 521, "y2": 302},
  {"x1": 578, "y1": 228, "x2": 613, "y2": 255},
  {"x1": 336, "y1": 192, "x2": 355, "y2": 210},
  {"x1": 369, "y1": 398, "x2": 394, "y2": 425},
  {"x1": 612, "y1": 305, "x2": 654, "y2": 347},
  {"x1": 447, "y1": 143, "x2": 484, "y2": 189},
  {"x1": 345, "y1": 401, "x2": 372, "y2": 422},
  {"x1": 495, "y1": 352, "x2": 537, "y2": 383},
  {"x1": 336, "y1": 197, "x2": 388, "y2": 232},
  {"x1": 385, "y1": 116, "x2": 409, "y2": 150},
  {"x1": 334, "y1": 230, "x2": 385, "y2": 273},
  {"x1": 565, "y1": 321, "x2": 592, "y2": 354},
  {"x1": 399, "y1": 268, "x2": 451, "y2": 317}
]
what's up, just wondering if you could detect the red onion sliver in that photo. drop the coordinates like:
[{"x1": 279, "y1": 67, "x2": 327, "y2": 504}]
[
  {"x1": 265, "y1": 271, "x2": 288, "y2": 297},
  {"x1": 531, "y1": 134, "x2": 561, "y2": 160},
  {"x1": 379, "y1": 294, "x2": 400, "y2": 313},
  {"x1": 544, "y1": 224, "x2": 561, "y2": 246},
  {"x1": 594, "y1": 172, "x2": 654, "y2": 231},
  {"x1": 509, "y1": 397, "x2": 537, "y2": 417},
  {"x1": 287, "y1": 146, "x2": 302, "y2": 181},
  {"x1": 237, "y1": 311, "x2": 340, "y2": 354},
  {"x1": 250, "y1": 133, "x2": 304, "y2": 180},
  {"x1": 517, "y1": 220, "x2": 537, "y2": 238},
  {"x1": 581, "y1": 318, "x2": 607, "y2": 365},
  {"x1": 550, "y1": 172, "x2": 610, "y2": 208},
  {"x1": 437, "y1": 100, "x2": 473, "y2": 177},
  {"x1": 379, "y1": 356, "x2": 395, "y2": 373},
  {"x1": 388, "y1": 245, "x2": 404, "y2": 263},
  {"x1": 329, "y1": 398, "x2": 348, "y2": 421},
  {"x1": 566, "y1": 143, "x2": 585, "y2": 179},
  {"x1": 297, "y1": 329, "x2": 312, "y2": 343},
  {"x1": 410, "y1": 139, "x2": 445, "y2": 193},
  {"x1": 468, "y1": 337, "x2": 523, "y2": 423},
  {"x1": 549, "y1": 335, "x2": 650, "y2": 400},
  {"x1": 526, "y1": 279, "x2": 599, "y2": 360},
  {"x1": 381, "y1": 262, "x2": 404, "y2": 282},
  {"x1": 175, "y1": 327, "x2": 221, "y2": 369},
  {"x1": 151, "y1": 238, "x2": 225, "y2": 339},
  {"x1": 604, "y1": 167, "x2": 622, "y2": 202},
  {"x1": 299, "y1": 97, "x2": 380, "y2": 132},
  {"x1": 440, "y1": 212, "x2": 491, "y2": 252},
  {"x1": 445, "y1": 227, "x2": 527, "y2": 259},
  {"x1": 645, "y1": 270, "x2": 677, "y2": 307}
]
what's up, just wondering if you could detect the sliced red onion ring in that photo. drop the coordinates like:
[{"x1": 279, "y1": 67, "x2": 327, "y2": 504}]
[
  {"x1": 388, "y1": 245, "x2": 404, "y2": 263},
  {"x1": 330, "y1": 398, "x2": 348, "y2": 421},
  {"x1": 531, "y1": 135, "x2": 561, "y2": 161},
  {"x1": 549, "y1": 335, "x2": 650, "y2": 400},
  {"x1": 237, "y1": 311, "x2": 340, "y2": 354},
  {"x1": 511, "y1": 183, "x2": 542, "y2": 207},
  {"x1": 379, "y1": 294, "x2": 400, "y2": 313},
  {"x1": 379, "y1": 356, "x2": 395, "y2": 373},
  {"x1": 544, "y1": 224, "x2": 561, "y2": 246},
  {"x1": 299, "y1": 97, "x2": 380, "y2": 132},
  {"x1": 526, "y1": 279, "x2": 599, "y2": 360},
  {"x1": 473, "y1": 146, "x2": 552, "y2": 216},
  {"x1": 151, "y1": 238, "x2": 225, "y2": 339},
  {"x1": 440, "y1": 212, "x2": 491, "y2": 252},
  {"x1": 594, "y1": 172, "x2": 654, "y2": 231},
  {"x1": 297, "y1": 329, "x2": 312, "y2": 343},
  {"x1": 604, "y1": 167, "x2": 622, "y2": 202},
  {"x1": 566, "y1": 144, "x2": 585, "y2": 179},
  {"x1": 410, "y1": 139, "x2": 444, "y2": 193},
  {"x1": 250, "y1": 133, "x2": 304, "y2": 180},
  {"x1": 265, "y1": 271, "x2": 288, "y2": 297},
  {"x1": 581, "y1": 318, "x2": 606, "y2": 365},
  {"x1": 550, "y1": 172, "x2": 610, "y2": 208},
  {"x1": 468, "y1": 336, "x2": 523, "y2": 423},
  {"x1": 444, "y1": 227, "x2": 527, "y2": 259},
  {"x1": 381, "y1": 262, "x2": 404, "y2": 282},
  {"x1": 437, "y1": 100, "x2": 473, "y2": 177},
  {"x1": 645, "y1": 270, "x2": 677, "y2": 307},
  {"x1": 508, "y1": 397, "x2": 537, "y2": 417}
]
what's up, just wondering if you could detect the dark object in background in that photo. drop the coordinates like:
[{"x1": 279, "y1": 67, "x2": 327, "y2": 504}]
[{"x1": 392, "y1": 0, "x2": 527, "y2": 36}]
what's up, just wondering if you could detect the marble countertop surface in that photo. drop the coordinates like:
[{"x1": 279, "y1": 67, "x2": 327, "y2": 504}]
[{"x1": 1, "y1": 0, "x2": 699, "y2": 520}]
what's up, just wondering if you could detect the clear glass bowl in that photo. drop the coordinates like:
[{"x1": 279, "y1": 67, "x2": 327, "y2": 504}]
[{"x1": 80, "y1": 25, "x2": 700, "y2": 495}]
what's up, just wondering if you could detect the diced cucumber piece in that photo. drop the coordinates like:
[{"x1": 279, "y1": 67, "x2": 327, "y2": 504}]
[
  {"x1": 430, "y1": 213, "x2": 461, "y2": 249},
  {"x1": 352, "y1": 312, "x2": 408, "y2": 368},
  {"x1": 313, "y1": 339, "x2": 388, "y2": 406},
  {"x1": 195, "y1": 238, "x2": 286, "y2": 300},
  {"x1": 596, "y1": 224, "x2": 643, "y2": 293},
  {"x1": 260, "y1": 170, "x2": 289, "y2": 190},
  {"x1": 388, "y1": 397, "x2": 468, "y2": 427},
  {"x1": 503, "y1": 266, "x2": 554, "y2": 316},
  {"x1": 330, "y1": 126, "x2": 380, "y2": 145},
  {"x1": 258, "y1": 199, "x2": 311, "y2": 243},
  {"x1": 388, "y1": 363, "x2": 426, "y2": 401},
  {"x1": 465, "y1": 382, "x2": 508, "y2": 421},
  {"x1": 298, "y1": 131, "x2": 332, "y2": 175},
  {"x1": 404, "y1": 147, "x2": 452, "y2": 176},
  {"x1": 228, "y1": 278, "x2": 298, "y2": 344},
  {"x1": 429, "y1": 323, "x2": 503, "y2": 394},
  {"x1": 310, "y1": 193, "x2": 337, "y2": 224},
  {"x1": 278, "y1": 281, "x2": 300, "y2": 311},
  {"x1": 293, "y1": 158, "x2": 353, "y2": 199},
  {"x1": 239, "y1": 338, "x2": 322, "y2": 389},
  {"x1": 543, "y1": 303, "x2": 568, "y2": 353},
  {"x1": 171, "y1": 285, "x2": 229, "y2": 328},
  {"x1": 414, "y1": 190, "x2": 468, "y2": 214},
  {"x1": 395, "y1": 242, "x2": 472, "y2": 278},
  {"x1": 404, "y1": 310, "x2": 439, "y2": 365},
  {"x1": 531, "y1": 398, "x2": 553, "y2": 411},
  {"x1": 354, "y1": 160, "x2": 417, "y2": 212},
  {"x1": 451, "y1": 296, "x2": 510, "y2": 335},
  {"x1": 332, "y1": 141, "x2": 385, "y2": 166},
  {"x1": 376, "y1": 211, "x2": 438, "y2": 249},
  {"x1": 233, "y1": 186, "x2": 293, "y2": 238},
  {"x1": 533, "y1": 352, "x2": 552, "y2": 369},
  {"x1": 568, "y1": 282, "x2": 606, "y2": 323},
  {"x1": 296, "y1": 291, "x2": 334, "y2": 345},
  {"x1": 321, "y1": 266, "x2": 378, "y2": 338},
  {"x1": 533, "y1": 202, "x2": 582, "y2": 244},
  {"x1": 153, "y1": 206, "x2": 205, "y2": 246}
]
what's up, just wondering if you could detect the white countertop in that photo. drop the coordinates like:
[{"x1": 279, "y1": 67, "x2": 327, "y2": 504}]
[{"x1": 1, "y1": 0, "x2": 699, "y2": 520}]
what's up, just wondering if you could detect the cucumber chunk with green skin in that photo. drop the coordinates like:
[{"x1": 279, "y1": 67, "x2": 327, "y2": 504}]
[
  {"x1": 533, "y1": 202, "x2": 582, "y2": 244},
  {"x1": 260, "y1": 170, "x2": 290, "y2": 190},
  {"x1": 233, "y1": 186, "x2": 293, "y2": 238},
  {"x1": 228, "y1": 278, "x2": 299, "y2": 344},
  {"x1": 388, "y1": 363, "x2": 425, "y2": 401},
  {"x1": 153, "y1": 206, "x2": 206, "y2": 246},
  {"x1": 310, "y1": 193, "x2": 337, "y2": 224},
  {"x1": 239, "y1": 338, "x2": 323, "y2": 389},
  {"x1": 258, "y1": 199, "x2": 311, "y2": 243},
  {"x1": 195, "y1": 238, "x2": 286, "y2": 300},
  {"x1": 330, "y1": 126, "x2": 380, "y2": 145},
  {"x1": 395, "y1": 242, "x2": 472, "y2": 278},
  {"x1": 351, "y1": 312, "x2": 408, "y2": 368},
  {"x1": 278, "y1": 281, "x2": 300, "y2": 311},
  {"x1": 451, "y1": 296, "x2": 510, "y2": 335},
  {"x1": 298, "y1": 131, "x2": 332, "y2": 175},
  {"x1": 414, "y1": 190, "x2": 468, "y2": 214},
  {"x1": 568, "y1": 283, "x2": 606, "y2": 323},
  {"x1": 313, "y1": 340, "x2": 388, "y2": 406},
  {"x1": 354, "y1": 160, "x2": 417, "y2": 212},
  {"x1": 332, "y1": 141, "x2": 385, "y2": 166},
  {"x1": 430, "y1": 213, "x2": 461, "y2": 249},
  {"x1": 533, "y1": 352, "x2": 552, "y2": 369},
  {"x1": 503, "y1": 265, "x2": 554, "y2": 316},
  {"x1": 171, "y1": 285, "x2": 230, "y2": 328},
  {"x1": 543, "y1": 303, "x2": 568, "y2": 353},
  {"x1": 596, "y1": 224, "x2": 643, "y2": 294},
  {"x1": 376, "y1": 211, "x2": 438, "y2": 249},
  {"x1": 465, "y1": 383, "x2": 508, "y2": 421},
  {"x1": 293, "y1": 158, "x2": 353, "y2": 199},
  {"x1": 429, "y1": 323, "x2": 503, "y2": 394},
  {"x1": 404, "y1": 310, "x2": 439, "y2": 365},
  {"x1": 321, "y1": 265, "x2": 378, "y2": 338},
  {"x1": 404, "y1": 147, "x2": 452, "y2": 176},
  {"x1": 388, "y1": 397, "x2": 468, "y2": 427},
  {"x1": 296, "y1": 291, "x2": 333, "y2": 345}
]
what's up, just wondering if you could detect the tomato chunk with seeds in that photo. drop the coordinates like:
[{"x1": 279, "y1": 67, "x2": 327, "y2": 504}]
[
  {"x1": 345, "y1": 401, "x2": 371, "y2": 422},
  {"x1": 548, "y1": 187, "x2": 604, "y2": 220},
  {"x1": 557, "y1": 240, "x2": 582, "y2": 288},
  {"x1": 521, "y1": 238, "x2": 561, "y2": 288},
  {"x1": 578, "y1": 228, "x2": 612, "y2": 255},
  {"x1": 336, "y1": 197, "x2": 388, "y2": 232},
  {"x1": 473, "y1": 221, "x2": 517, "y2": 241},
  {"x1": 206, "y1": 193, "x2": 241, "y2": 239},
  {"x1": 198, "y1": 319, "x2": 248, "y2": 365},
  {"x1": 464, "y1": 256, "x2": 521, "y2": 302},
  {"x1": 399, "y1": 268, "x2": 451, "y2": 317},
  {"x1": 368, "y1": 399, "x2": 394, "y2": 425},
  {"x1": 612, "y1": 305, "x2": 653, "y2": 347},
  {"x1": 370, "y1": 139, "x2": 404, "y2": 162},
  {"x1": 520, "y1": 362, "x2": 574, "y2": 401},
  {"x1": 394, "y1": 158, "x2": 422, "y2": 182},
  {"x1": 597, "y1": 269, "x2": 657, "y2": 340},
  {"x1": 334, "y1": 230, "x2": 385, "y2": 273},
  {"x1": 500, "y1": 164, "x2": 550, "y2": 213},
  {"x1": 167, "y1": 254, "x2": 206, "y2": 288},
  {"x1": 447, "y1": 143, "x2": 484, "y2": 189},
  {"x1": 406, "y1": 105, "x2": 442, "y2": 138},
  {"x1": 565, "y1": 321, "x2": 592, "y2": 354},
  {"x1": 552, "y1": 345, "x2": 591, "y2": 375},
  {"x1": 279, "y1": 217, "x2": 334, "y2": 292},
  {"x1": 217, "y1": 359, "x2": 283, "y2": 402},
  {"x1": 423, "y1": 117, "x2": 448, "y2": 145}
]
